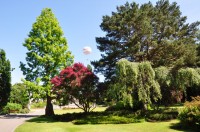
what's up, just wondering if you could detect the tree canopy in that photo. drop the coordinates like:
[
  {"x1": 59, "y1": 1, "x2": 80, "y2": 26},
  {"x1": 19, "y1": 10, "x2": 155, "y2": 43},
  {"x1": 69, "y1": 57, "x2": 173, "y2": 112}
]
[
  {"x1": 0, "y1": 49, "x2": 11, "y2": 110},
  {"x1": 92, "y1": 0, "x2": 200, "y2": 80},
  {"x1": 110, "y1": 59, "x2": 161, "y2": 110},
  {"x1": 10, "y1": 83, "x2": 29, "y2": 109},
  {"x1": 51, "y1": 63, "x2": 99, "y2": 113},
  {"x1": 155, "y1": 66, "x2": 200, "y2": 104},
  {"x1": 20, "y1": 8, "x2": 74, "y2": 116}
]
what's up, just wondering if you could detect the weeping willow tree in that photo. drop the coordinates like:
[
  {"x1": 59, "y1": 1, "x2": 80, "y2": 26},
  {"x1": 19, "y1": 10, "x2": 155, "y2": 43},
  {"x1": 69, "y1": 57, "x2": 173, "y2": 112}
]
[
  {"x1": 154, "y1": 67, "x2": 173, "y2": 105},
  {"x1": 137, "y1": 61, "x2": 161, "y2": 110},
  {"x1": 155, "y1": 67, "x2": 200, "y2": 104},
  {"x1": 112, "y1": 59, "x2": 200, "y2": 108},
  {"x1": 111, "y1": 59, "x2": 161, "y2": 110},
  {"x1": 175, "y1": 68, "x2": 200, "y2": 101},
  {"x1": 114, "y1": 59, "x2": 138, "y2": 108},
  {"x1": 176, "y1": 68, "x2": 200, "y2": 89}
]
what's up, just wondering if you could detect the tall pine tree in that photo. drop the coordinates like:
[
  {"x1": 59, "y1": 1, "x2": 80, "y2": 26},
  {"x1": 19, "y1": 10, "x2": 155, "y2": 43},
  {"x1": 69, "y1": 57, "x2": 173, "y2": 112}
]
[
  {"x1": 0, "y1": 49, "x2": 11, "y2": 111},
  {"x1": 20, "y1": 8, "x2": 74, "y2": 116},
  {"x1": 92, "y1": 0, "x2": 200, "y2": 80}
]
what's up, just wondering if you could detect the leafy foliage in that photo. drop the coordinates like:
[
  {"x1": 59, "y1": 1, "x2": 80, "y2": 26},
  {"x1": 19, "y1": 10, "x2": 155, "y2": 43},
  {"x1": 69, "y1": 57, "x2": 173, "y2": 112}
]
[
  {"x1": 146, "y1": 108, "x2": 178, "y2": 122},
  {"x1": 92, "y1": 0, "x2": 199, "y2": 81},
  {"x1": 9, "y1": 83, "x2": 29, "y2": 108},
  {"x1": 176, "y1": 68, "x2": 200, "y2": 92},
  {"x1": 51, "y1": 63, "x2": 99, "y2": 113},
  {"x1": 137, "y1": 61, "x2": 161, "y2": 109},
  {"x1": 3, "y1": 103, "x2": 22, "y2": 113},
  {"x1": 20, "y1": 8, "x2": 74, "y2": 116},
  {"x1": 154, "y1": 67, "x2": 200, "y2": 105},
  {"x1": 185, "y1": 96, "x2": 200, "y2": 108},
  {"x1": 154, "y1": 67, "x2": 179, "y2": 105},
  {"x1": 109, "y1": 59, "x2": 161, "y2": 110},
  {"x1": 31, "y1": 101, "x2": 46, "y2": 109},
  {"x1": 0, "y1": 49, "x2": 11, "y2": 111},
  {"x1": 178, "y1": 96, "x2": 200, "y2": 125},
  {"x1": 22, "y1": 78, "x2": 46, "y2": 101}
]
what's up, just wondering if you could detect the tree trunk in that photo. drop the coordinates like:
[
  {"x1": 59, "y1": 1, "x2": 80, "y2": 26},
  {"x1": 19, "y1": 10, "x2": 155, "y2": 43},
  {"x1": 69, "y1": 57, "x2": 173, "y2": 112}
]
[
  {"x1": 143, "y1": 103, "x2": 148, "y2": 111},
  {"x1": 45, "y1": 94, "x2": 54, "y2": 116}
]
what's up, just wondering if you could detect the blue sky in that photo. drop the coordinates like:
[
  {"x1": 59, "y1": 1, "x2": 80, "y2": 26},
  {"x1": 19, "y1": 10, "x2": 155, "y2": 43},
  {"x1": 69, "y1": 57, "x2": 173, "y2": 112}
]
[{"x1": 0, "y1": 0, "x2": 199, "y2": 84}]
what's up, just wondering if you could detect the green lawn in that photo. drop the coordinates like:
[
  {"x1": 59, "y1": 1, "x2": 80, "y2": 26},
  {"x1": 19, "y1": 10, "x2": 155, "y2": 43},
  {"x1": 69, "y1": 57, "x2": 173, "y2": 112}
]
[
  {"x1": 15, "y1": 119, "x2": 193, "y2": 132},
  {"x1": 15, "y1": 107, "x2": 199, "y2": 132}
]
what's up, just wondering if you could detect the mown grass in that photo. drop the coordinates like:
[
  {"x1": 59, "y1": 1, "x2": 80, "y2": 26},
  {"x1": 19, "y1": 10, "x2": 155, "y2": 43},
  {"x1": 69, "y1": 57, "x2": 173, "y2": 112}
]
[
  {"x1": 15, "y1": 106, "x2": 199, "y2": 132},
  {"x1": 15, "y1": 118, "x2": 199, "y2": 132}
]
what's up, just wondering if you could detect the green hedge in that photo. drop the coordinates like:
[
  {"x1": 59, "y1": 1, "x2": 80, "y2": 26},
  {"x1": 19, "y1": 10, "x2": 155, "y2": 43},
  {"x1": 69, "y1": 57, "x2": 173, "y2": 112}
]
[
  {"x1": 146, "y1": 108, "x2": 178, "y2": 121},
  {"x1": 53, "y1": 110, "x2": 143, "y2": 124}
]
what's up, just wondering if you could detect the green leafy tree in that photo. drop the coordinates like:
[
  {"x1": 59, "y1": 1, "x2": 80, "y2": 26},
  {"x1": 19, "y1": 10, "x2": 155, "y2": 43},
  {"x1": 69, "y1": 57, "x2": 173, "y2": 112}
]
[
  {"x1": 22, "y1": 78, "x2": 45, "y2": 109},
  {"x1": 154, "y1": 66, "x2": 173, "y2": 105},
  {"x1": 175, "y1": 68, "x2": 200, "y2": 101},
  {"x1": 155, "y1": 67, "x2": 200, "y2": 105},
  {"x1": 20, "y1": 8, "x2": 74, "y2": 116},
  {"x1": 10, "y1": 83, "x2": 29, "y2": 108},
  {"x1": 196, "y1": 30, "x2": 200, "y2": 66},
  {"x1": 0, "y1": 49, "x2": 11, "y2": 111},
  {"x1": 51, "y1": 63, "x2": 99, "y2": 113},
  {"x1": 92, "y1": 0, "x2": 200, "y2": 80},
  {"x1": 112, "y1": 59, "x2": 161, "y2": 110}
]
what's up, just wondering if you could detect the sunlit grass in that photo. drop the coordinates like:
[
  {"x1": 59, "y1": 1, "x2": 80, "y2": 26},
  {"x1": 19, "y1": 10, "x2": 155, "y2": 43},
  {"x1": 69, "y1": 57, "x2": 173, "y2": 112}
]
[
  {"x1": 54, "y1": 106, "x2": 107, "y2": 114},
  {"x1": 15, "y1": 119, "x2": 183, "y2": 132},
  {"x1": 15, "y1": 106, "x2": 199, "y2": 132}
]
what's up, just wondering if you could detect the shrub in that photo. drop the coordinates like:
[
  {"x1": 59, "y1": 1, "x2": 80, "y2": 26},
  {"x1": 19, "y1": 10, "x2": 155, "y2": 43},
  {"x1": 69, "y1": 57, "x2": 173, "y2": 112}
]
[
  {"x1": 184, "y1": 96, "x2": 200, "y2": 107},
  {"x1": 3, "y1": 103, "x2": 22, "y2": 113},
  {"x1": 146, "y1": 108, "x2": 178, "y2": 121},
  {"x1": 31, "y1": 101, "x2": 46, "y2": 109},
  {"x1": 19, "y1": 108, "x2": 30, "y2": 114},
  {"x1": 178, "y1": 106, "x2": 200, "y2": 125},
  {"x1": 147, "y1": 113, "x2": 175, "y2": 121},
  {"x1": 52, "y1": 110, "x2": 143, "y2": 124},
  {"x1": 105, "y1": 101, "x2": 126, "y2": 111},
  {"x1": 178, "y1": 96, "x2": 200, "y2": 125},
  {"x1": 73, "y1": 115, "x2": 140, "y2": 124},
  {"x1": 10, "y1": 83, "x2": 29, "y2": 108}
]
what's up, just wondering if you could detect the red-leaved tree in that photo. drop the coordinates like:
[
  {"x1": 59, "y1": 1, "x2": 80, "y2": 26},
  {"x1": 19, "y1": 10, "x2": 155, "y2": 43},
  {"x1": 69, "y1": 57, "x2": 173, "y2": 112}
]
[{"x1": 51, "y1": 63, "x2": 99, "y2": 113}]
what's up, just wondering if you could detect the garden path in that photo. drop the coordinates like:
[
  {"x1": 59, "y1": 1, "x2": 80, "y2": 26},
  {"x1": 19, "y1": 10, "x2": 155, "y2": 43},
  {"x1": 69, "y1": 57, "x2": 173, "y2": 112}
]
[{"x1": 0, "y1": 109, "x2": 45, "y2": 132}]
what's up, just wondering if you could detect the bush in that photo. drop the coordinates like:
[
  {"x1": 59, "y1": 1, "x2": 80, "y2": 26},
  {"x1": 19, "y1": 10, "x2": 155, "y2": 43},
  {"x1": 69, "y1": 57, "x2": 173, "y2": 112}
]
[
  {"x1": 3, "y1": 103, "x2": 22, "y2": 113},
  {"x1": 146, "y1": 108, "x2": 178, "y2": 121},
  {"x1": 105, "y1": 101, "x2": 126, "y2": 111},
  {"x1": 184, "y1": 96, "x2": 200, "y2": 107},
  {"x1": 73, "y1": 115, "x2": 140, "y2": 124},
  {"x1": 31, "y1": 101, "x2": 46, "y2": 109},
  {"x1": 19, "y1": 108, "x2": 30, "y2": 114},
  {"x1": 10, "y1": 83, "x2": 29, "y2": 108},
  {"x1": 178, "y1": 106, "x2": 200, "y2": 125},
  {"x1": 147, "y1": 113, "x2": 175, "y2": 121},
  {"x1": 178, "y1": 96, "x2": 200, "y2": 125},
  {"x1": 52, "y1": 110, "x2": 143, "y2": 124}
]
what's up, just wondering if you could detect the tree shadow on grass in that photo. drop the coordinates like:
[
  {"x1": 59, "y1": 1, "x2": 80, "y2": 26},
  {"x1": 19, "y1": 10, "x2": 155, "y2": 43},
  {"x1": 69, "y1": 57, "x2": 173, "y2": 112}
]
[
  {"x1": 0, "y1": 114, "x2": 40, "y2": 119},
  {"x1": 55, "y1": 111, "x2": 142, "y2": 125},
  {"x1": 26, "y1": 111, "x2": 143, "y2": 125},
  {"x1": 26, "y1": 115, "x2": 57, "y2": 123},
  {"x1": 169, "y1": 122, "x2": 200, "y2": 132}
]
